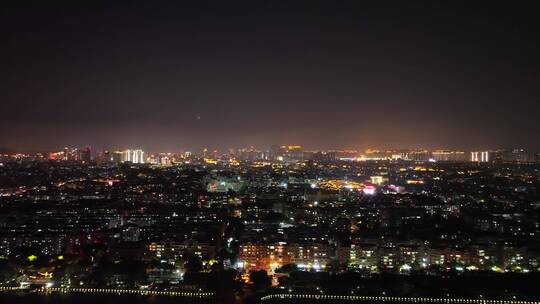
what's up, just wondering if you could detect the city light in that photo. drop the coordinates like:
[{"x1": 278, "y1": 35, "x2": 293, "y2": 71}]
[{"x1": 1, "y1": 2, "x2": 539, "y2": 302}]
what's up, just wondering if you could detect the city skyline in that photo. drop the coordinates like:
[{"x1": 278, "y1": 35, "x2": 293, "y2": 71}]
[
  {"x1": 1, "y1": 140, "x2": 539, "y2": 302},
  {"x1": 1, "y1": 144, "x2": 537, "y2": 155},
  {"x1": 2, "y1": 2, "x2": 540, "y2": 303},
  {"x1": 4, "y1": 145, "x2": 538, "y2": 166}
]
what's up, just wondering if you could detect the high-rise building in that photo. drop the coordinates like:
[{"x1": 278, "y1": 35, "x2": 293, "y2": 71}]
[
  {"x1": 63, "y1": 147, "x2": 79, "y2": 161},
  {"x1": 111, "y1": 151, "x2": 123, "y2": 163},
  {"x1": 471, "y1": 151, "x2": 489, "y2": 162},
  {"x1": 496, "y1": 149, "x2": 536, "y2": 163},
  {"x1": 370, "y1": 176, "x2": 385, "y2": 185},
  {"x1": 270, "y1": 145, "x2": 282, "y2": 160},
  {"x1": 281, "y1": 145, "x2": 304, "y2": 161},
  {"x1": 158, "y1": 154, "x2": 171, "y2": 166},
  {"x1": 408, "y1": 150, "x2": 431, "y2": 162},
  {"x1": 77, "y1": 146, "x2": 92, "y2": 163},
  {"x1": 432, "y1": 150, "x2": 467, "y2": 162},
  {"x1": 121, "y1": 149, "x2": 145, "y2": 164}
]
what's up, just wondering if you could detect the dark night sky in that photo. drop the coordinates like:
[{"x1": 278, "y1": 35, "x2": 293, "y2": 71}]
[{"x1": 1, "y1": 1, "x2": 539, "y2": 152}]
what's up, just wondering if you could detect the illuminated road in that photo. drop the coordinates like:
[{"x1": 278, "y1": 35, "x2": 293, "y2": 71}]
[
  {"x1": 260, "y1": 294, "x2": 540, "y2": 304},
  {"x1": 1, "y1": 286, "x2": 213, "y2": 299},
  {"x1": 3, "y1": 286, "x2": 540, "y2": 303},
  {"x1": 43, "y1": 287, "x2": 214, "y2": 298}
]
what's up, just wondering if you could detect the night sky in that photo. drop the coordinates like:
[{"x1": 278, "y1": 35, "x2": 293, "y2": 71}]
[{"x1": 1, "y1": 1, "x2": 539, "y2": 152}]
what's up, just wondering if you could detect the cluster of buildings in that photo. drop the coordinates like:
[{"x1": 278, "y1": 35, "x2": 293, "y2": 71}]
[
  {"x1": 236, "y1": 241, "x2": 537, "y2": 275},
  {"x1": 0, "y1": 146, "x2": 539, "y2": 295},
  {"x1": 2, "y1": 146, "x2": 539, "y2": 167}
]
